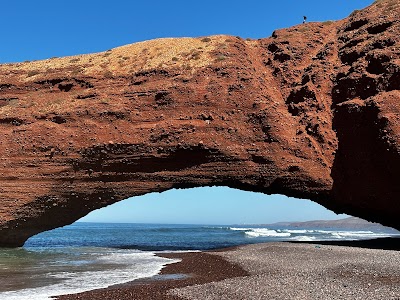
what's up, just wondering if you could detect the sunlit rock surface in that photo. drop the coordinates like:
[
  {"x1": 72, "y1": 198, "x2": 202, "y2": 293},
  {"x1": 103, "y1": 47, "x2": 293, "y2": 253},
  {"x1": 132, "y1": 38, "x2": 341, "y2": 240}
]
[{"x1": 0, "y1": 0, "x2": 399, "y2": 246}]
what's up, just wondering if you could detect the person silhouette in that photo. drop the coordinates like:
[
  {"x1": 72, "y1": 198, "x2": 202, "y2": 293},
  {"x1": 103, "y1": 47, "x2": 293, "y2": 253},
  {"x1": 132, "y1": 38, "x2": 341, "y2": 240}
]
[{"x1": 303, "y1": 16, "x2": 307, "y2": 24}]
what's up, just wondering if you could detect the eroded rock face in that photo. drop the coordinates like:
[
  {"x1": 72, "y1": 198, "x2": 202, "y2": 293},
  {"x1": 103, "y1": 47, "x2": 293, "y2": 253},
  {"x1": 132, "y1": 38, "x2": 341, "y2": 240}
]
[
  {"x1": 0, "y1": 0, "x2": 399, "y2": 247},
  {"x1": 331, "y1": 1, "x2": 400, "y2": 230}
]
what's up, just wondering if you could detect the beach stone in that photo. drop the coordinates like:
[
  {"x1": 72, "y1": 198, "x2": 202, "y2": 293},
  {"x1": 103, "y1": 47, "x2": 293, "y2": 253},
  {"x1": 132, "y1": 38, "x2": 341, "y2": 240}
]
[{"x1": 171, "y1": 243, "x2": 400, "y2": 300}]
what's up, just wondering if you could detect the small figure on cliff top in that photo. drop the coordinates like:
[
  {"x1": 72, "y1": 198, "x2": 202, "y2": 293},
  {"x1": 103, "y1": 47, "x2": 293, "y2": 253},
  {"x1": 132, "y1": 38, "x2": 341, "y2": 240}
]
[{"x1": 303, "y1": 16, "x2": 307, "y2": 24}]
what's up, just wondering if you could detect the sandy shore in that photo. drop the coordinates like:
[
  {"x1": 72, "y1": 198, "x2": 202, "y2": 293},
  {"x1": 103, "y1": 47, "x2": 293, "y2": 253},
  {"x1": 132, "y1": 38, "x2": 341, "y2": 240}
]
[
  {"x1": 56, "y1": 250, "x2": 248, "y2": 300},
  {"x1": 57, "y1": 239, "x2": 400, "y2": 300}
]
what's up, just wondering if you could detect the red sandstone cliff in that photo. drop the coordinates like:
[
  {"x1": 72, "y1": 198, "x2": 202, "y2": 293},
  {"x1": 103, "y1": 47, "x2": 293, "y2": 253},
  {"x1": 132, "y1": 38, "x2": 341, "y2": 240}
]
[{"x1": 0, "y1": 0, "x2": 399, "y2": 246}]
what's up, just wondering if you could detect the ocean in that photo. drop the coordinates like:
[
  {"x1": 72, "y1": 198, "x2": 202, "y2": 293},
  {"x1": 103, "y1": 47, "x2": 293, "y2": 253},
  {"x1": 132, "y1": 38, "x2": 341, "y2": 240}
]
[{"x1": 0, "y1": 222, "x2": 398, "y2": 300}]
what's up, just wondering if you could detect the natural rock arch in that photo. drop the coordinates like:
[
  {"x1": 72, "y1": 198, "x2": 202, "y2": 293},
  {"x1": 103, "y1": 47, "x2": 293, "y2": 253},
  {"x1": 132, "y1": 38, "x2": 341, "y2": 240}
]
[{"x1": 0, "y1": 0, "x2": 399, "y2": 247}]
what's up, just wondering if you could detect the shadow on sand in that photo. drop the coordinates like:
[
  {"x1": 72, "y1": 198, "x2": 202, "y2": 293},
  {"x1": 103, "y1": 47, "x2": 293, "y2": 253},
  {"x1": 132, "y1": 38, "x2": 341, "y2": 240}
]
[{"x1": 291, "y1": 237, "x2": 400, "y2": 251}]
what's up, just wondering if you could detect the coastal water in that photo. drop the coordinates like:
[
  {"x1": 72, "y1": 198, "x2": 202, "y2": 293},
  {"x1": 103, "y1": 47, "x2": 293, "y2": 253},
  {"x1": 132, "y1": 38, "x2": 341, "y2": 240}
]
[{"x1": 0, "y1": 222, "x2": 399, "y2": 300}]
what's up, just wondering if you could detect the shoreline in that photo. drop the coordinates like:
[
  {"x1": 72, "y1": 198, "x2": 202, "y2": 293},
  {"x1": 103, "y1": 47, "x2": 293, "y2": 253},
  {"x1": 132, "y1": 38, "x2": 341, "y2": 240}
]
[
  {"x1": 56, "y1": 238, "x2": 400, "y2": 300},
  {"x1": 56, "y1": 249, "x2": 248, "y2": 300}
]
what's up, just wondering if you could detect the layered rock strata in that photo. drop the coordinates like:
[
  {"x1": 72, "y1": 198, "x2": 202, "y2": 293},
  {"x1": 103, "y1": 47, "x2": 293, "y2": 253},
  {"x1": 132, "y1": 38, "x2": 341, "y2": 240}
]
[{"x1": 0, "y1": 0, "x2": 399, "y2": 246}]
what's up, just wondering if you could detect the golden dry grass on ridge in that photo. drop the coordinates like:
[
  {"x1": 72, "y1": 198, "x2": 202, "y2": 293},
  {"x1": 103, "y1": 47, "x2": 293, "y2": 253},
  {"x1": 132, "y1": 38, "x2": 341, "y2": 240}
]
[{"x1": 0, "y1": 35, "x2": 233, "y2": 81}]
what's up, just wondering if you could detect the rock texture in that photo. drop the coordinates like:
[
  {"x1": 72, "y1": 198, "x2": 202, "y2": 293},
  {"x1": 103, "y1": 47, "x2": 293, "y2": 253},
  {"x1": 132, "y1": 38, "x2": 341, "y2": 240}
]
[{"x1": 0, "y1": 0, "x2": 399, "y2": 247}]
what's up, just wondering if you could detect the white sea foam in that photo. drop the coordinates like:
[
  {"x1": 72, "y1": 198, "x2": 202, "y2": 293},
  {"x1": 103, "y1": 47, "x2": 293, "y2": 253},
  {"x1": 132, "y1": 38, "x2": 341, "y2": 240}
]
[
  {"x1": 285, "y1": 229, "x2": 314, "y2": 234},
  {"x1": 230, "y1": 227, "x2": 293, "y2": 237},
  {"x1": 229, "y1": 227, "x2": 254, "y2": 231},
  {"x1": 244, "y1": 228, "x2": 291, "y2": 238},
  {"x1": 229, "y1": 227, "x2": 400, "y2": 241},
  {"x1": 0, "y1": 248, "x2": 180, "y2": 300},
  {"x1": 329, "y1": 231, "x2": 394, "y2": 239},
  {"x1": 230, "y1": 227, "x2": 295, "y2": 238},
  {"x1": 316, "y1": 230, "x2": 374, "y2": 235}
]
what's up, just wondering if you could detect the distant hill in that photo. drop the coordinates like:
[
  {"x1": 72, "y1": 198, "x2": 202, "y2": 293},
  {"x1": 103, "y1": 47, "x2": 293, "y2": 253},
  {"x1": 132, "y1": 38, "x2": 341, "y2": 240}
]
[{"x1": 269, "y1": 217, "x2": 399, "y2": 233}]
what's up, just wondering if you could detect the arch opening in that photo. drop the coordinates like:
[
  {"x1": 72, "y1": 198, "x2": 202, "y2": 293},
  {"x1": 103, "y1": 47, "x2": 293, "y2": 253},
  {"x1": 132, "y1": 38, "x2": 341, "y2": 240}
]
[
  {"x1": 78, "y1": 187, "x2": 346, "y2": 225},
  {"x1": 24, "y1": 187, "x2": 399, "y2": 251}
]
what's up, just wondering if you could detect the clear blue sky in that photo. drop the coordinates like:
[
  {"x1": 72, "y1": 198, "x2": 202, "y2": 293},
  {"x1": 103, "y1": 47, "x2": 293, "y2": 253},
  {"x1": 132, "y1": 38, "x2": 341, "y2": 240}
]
[
  {"x1": 1, "y1": 0, "x2": 373, "y2": 63},
  {"x1": 81, "y1": 187, "x2": 348, "y2": 225},
  {"x1": 3, "y1": 1, "x2": 374, "y2": 224}
]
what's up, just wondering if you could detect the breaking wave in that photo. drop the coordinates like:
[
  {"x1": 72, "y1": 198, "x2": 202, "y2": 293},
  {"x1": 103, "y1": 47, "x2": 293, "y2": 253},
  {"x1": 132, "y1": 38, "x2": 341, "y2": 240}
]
[
  {"x1": 229, "y1": 227, "x2": 400, "y2": 241},
  {"x1": 0, "y1": 248, "x2": 179, "y2": 300}
]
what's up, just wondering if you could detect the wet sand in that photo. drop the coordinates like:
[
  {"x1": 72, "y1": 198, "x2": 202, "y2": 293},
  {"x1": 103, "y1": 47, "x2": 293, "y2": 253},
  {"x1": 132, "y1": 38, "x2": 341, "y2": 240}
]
[
  {"x1": 57, "y1": 238, "x2": 400, "y2": 300},
  {"x1": 56, "y1": 250, "x2": 248, "y2": 300}
]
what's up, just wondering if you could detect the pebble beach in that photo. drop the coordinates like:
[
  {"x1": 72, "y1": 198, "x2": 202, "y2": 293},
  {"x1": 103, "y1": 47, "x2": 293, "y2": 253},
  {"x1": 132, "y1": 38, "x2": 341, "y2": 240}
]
[{"x1": 57, "y1": 239, "x2": 400, "y2": 300}]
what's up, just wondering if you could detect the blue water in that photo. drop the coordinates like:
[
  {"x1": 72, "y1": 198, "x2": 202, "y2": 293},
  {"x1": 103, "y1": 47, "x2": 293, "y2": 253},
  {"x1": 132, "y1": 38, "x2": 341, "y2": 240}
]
[
  {"x1": 25, "y1": 223, "x2": 248, "y2": 251},
  {"x1": 0, "y1": 222, "x2": 399, "y2": 300}
]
